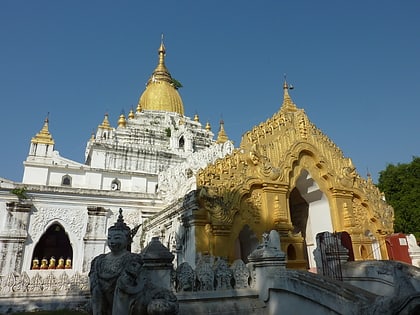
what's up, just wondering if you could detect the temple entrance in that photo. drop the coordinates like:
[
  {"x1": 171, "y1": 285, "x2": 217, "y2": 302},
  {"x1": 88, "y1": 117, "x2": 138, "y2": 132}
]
[
  {"x1": 290, "y1": 170, "x2": 333, "y2": 270},
  {"x1": 234, "y1": 225, "x2": 259, "y2": 263},
  {"x1": 31, "y1": 223, "x2": 73, "y2": 269}
]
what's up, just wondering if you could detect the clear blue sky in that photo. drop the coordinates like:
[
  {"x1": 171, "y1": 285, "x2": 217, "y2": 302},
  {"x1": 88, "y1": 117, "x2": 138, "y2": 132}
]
[{"x1": 1, "y1": 1, "x2": 419, "y2": 183}]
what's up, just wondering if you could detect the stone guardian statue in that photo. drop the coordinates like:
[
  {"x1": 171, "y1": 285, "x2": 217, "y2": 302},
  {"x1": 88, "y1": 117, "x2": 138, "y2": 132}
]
[{"x1": 89, "y1": 208, "x2": 178, "y2": 314}]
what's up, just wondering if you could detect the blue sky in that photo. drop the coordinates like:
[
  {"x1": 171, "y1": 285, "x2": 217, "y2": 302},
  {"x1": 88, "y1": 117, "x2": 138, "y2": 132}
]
[{"x1": 0, "y1": 1, "x2": 419, "y2": 183}]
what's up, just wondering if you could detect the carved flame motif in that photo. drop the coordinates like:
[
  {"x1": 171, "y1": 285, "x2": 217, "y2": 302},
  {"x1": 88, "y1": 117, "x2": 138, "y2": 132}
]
[
  {"x1": 352, "y1": 198, "x2": 370, "y2": 233},
  {"x1": 244, "y1": 190, "x2": 262, "y2": 223},
  {"x1": 247, "y1": 144, "x2": 281, "y2": 181}
]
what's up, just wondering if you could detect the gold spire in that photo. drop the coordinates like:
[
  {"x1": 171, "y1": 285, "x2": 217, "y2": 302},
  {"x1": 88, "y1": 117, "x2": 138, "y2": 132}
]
[
  {"x1": 367, "y1": 173, "x2": 373, "y2": 185},
  {"x1": 128, "y1": 109, "x2": 135, "y2": 119},
  {"x1": 31, "y1": 117, "x2": 55, "y2": 145},
  {"x1": 194, "y1": 113, "x2": 200, "y2": 122},
  {"x1": 154, "y1": 36, "x2": 170, "y2": 81},
  {"x1": 216, "y1": 120, "x2": 229, "y2": 143},
  {"x1": 136, "y1": 103, "x2": 142, "y2": 113},
  {"x1": 99, "y1": 114, "x2": 112, "y2": 129},
  {"x1": 281, "y1": 80, "x2": 297, "y2": 112},
  {"x1": 137, "y1": 37, "x2": 185, "y2": 115},
  {"x1": 205, "y1": 122, "x2": 211, "y2": 131},
  {"x1": 117, "y1": 114, "x2": 127, "y2": 128}
]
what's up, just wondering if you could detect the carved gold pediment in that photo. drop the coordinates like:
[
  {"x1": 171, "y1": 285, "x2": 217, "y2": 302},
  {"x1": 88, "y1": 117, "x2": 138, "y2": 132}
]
[{"x1": 196, "y1": 83, "x2": 394, "y2": 238}]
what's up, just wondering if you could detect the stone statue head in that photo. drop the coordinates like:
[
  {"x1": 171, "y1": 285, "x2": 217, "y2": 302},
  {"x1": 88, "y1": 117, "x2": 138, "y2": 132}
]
[{"x1": 108, "y1": 208, "x2": 132, "y2": 253}]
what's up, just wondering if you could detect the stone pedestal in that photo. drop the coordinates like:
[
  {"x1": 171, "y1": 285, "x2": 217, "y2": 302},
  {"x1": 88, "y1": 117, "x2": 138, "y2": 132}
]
[
  {"x1": 83, "y1": 206, "x2": 108, "y2": 272},
  {"x1": 142, "y1": 236, "x2": 175, "y2": 290},
  {"x1": 0, "y1": 202, "x2": 32, "y2": 273},
  {"x1": 247, "y1": 230, "x2": 286, "y2": 292}
]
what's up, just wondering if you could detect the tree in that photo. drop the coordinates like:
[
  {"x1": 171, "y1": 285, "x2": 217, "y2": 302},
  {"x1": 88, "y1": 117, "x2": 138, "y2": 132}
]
[{"x1": 377, "y1": 156, "x2": 420, "y2": 239}]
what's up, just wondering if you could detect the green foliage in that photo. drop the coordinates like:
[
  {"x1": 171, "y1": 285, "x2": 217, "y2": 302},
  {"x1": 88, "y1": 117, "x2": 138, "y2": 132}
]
[
  {"x1": 10, "y1": 187, "x2": 28, "y2": 200},
  {"x1": 171, "y1": 78, "x2": 183, "y2": 89},
  {"x1": 165, "y1": 127, "x2": 171, "y2": 137},
  {"x1": 377, "y1": 156, "x2": 420, "y2": 239}
]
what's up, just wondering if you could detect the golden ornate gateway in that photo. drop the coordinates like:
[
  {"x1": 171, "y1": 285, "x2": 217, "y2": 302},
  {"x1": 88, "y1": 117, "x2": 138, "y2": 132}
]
[{"x1": 195, "y1": 82, "x2": 394, "y2": 269}]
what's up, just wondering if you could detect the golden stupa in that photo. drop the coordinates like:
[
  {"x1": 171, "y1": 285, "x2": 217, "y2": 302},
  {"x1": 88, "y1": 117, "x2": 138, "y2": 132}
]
[{"x1": 137, "y1": 38, "x2": 184, "y2": 115}]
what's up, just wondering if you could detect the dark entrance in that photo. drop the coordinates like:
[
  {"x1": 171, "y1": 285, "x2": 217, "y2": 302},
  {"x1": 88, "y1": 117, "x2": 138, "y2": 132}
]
[
  {"x1": 31, "y1": 223, "x2": 73, "y2": 268},
  {"x1": 289, "y1": 187, "x2": 310, "y2": 269},
  {"x1": 234, "y1": 225, "x2": 259, "y2": 263}
]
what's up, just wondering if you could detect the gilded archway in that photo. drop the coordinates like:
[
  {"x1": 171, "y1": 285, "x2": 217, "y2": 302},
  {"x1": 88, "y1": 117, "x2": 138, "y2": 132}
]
[{"x1": 195, "y1": 82, "x2": 394, "y2": 269}]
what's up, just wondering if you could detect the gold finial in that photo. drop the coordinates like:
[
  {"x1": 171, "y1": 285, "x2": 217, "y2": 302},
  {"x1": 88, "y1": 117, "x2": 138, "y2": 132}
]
[
  {"x1": 31, "y1": 116, "x2": 55, "y2": 145},
  {"x1": 216, "y1": 120, "x2": 229, "y2": 143},
  {"x1": 118, "y1": 114, "x2": 127, "y2": 128},
  {"x1": 205, "y1": 122, "x2": 211, "y2": 131},
  {"x1": 136, "y1": 103, "x2": 142, "y2": 113},
  {"x1": 159, "y1": 33, "x2": 165, "y2": 53},
  {"x1": 128, "y1": 109, "x2": 135, "y2": 119},
  {"x1": 367, "y1": 168, "x2": 373, "y2": 184},
  {"x1": 281, "y1": 76, "x2": 297, "y2": 112},
  {"x1": 156, "y1": 34, "x2": 167, "y2": 74},
  {"x1": 194, "y1": 113, "x2": 200, "y2": 122}
]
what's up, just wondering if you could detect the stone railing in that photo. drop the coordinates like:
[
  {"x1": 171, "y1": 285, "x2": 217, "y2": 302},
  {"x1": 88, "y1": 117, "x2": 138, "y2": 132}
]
[
  {"x1": 0, "y1": 270, "x2": 89, "y2": 296},
  {"x1": 173, "y1": 231, "x2": 287, "y2": 293},
  {"x1": 173, "y1": 255, "x2": 252, "y2": 292}
]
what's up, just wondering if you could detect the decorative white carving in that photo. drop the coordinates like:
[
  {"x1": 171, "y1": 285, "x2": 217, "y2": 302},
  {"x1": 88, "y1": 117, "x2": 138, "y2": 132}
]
[
  {"x1": 158, "y1": 141, "x2": 234, "y2": 203},
  {"x1": 172, "y1": 254, "x2": 251, "y2": 292},
  {"x1": 214, "y1": 258, "x2": 233, "y2": 290},
  {"x1": 231, "y1": 259, "x2": 251, "y2": 289},
  {"x1": 0, "y1": 271, "x2": 89, "y2": 295},
  {"x1": 123, "y1": 210, "x2": 142, "y2": 229},
  {"x1": 30, "y1": 207, "x2": 87, "y2": 240},
  {"x1": 175, "y1": 262, "x2": 195, "y2": 292}
]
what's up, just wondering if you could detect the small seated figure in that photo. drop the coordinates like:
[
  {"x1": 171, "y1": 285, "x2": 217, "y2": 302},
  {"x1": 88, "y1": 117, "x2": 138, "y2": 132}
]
[
  {"x1": 57, "y1": 257, "x2": 65, "y2": 269},
  {"x1": 40, "y1": 258, "x2": 48, "y2": 270},
  {"x1": 48, "y1": 256, "x2": 56, "y2": 269},
  {"x1": 89, "y1": 208, "x2": 178, "y2": 315},
  {"x1": 65, "y1": 257, "x2": 72, "y2": 269},
  {"x1": 32, "y1": 258, "x2": 40, "y2": 270}
]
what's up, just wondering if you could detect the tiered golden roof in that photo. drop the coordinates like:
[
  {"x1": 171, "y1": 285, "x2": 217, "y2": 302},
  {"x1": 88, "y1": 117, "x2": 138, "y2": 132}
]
[
  {"x1": 31, "y1": 117, "x2": 55, "y2": 145},
  {"x1": 99, "y1": 114, "x2": 112, "y2": 129},
  {"x1": 137, "y1": 39, "x2": 184, "y2": 115}
]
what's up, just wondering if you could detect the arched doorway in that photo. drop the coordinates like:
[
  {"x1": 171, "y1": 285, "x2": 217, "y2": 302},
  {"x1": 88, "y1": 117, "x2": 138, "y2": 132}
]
[
  {"x1": 234, "y1": 225, "x2": 259, "y2": 263},
  {"x1": 179, "y1": 136, "x2": 185, "y2": 149},
  {"x1": 31, "y1": 223, "x2": 73, "y2": 269},
  {"x1": 290, "y1": 170, "x2": 333, "y2": 270}
]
